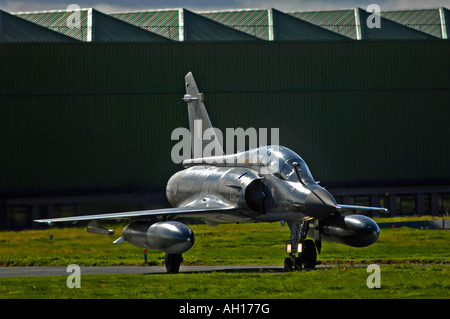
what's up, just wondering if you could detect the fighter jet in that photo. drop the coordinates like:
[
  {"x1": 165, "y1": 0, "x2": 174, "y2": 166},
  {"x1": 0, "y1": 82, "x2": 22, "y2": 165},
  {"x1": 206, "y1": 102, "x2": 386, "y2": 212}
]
[{"x1": 35, "y1": 72, "x2": 388, "y2": 273}]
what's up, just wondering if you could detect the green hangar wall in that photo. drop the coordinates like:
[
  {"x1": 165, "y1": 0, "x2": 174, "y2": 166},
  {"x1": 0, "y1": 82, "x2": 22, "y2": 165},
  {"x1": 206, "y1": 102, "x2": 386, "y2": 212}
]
[{"x1": 0, "y1": 40, "x2": 449, "y2": 226}]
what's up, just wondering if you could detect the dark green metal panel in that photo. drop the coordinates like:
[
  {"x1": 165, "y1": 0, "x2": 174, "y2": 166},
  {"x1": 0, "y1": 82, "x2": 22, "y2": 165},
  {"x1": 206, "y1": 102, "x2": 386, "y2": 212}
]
[{"x1": 0, "y1": 40, "x2": 449, "y2": 196}]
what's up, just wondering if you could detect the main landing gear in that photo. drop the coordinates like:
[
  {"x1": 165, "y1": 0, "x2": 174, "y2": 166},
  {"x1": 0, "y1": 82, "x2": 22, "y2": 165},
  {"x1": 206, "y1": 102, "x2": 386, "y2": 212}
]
[
  {"x1": 284, "y1": 221, "x2": 317, "y2": 271},
  {"x1": 165, "y1": 253, "x2": 183, "y2": 274}
]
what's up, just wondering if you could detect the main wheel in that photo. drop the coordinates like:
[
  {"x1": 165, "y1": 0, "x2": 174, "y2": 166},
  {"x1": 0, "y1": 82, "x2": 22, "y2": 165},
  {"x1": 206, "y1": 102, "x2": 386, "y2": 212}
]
[
  {"x1": 165, "y1": 253, "x2": 183, "y2": 274},
  {"x1": 284, "y1": 257, "x2": 293, "y2": 272},
  {"x1": 301, "y1": 239, "x2": 317, "y2": 269}
]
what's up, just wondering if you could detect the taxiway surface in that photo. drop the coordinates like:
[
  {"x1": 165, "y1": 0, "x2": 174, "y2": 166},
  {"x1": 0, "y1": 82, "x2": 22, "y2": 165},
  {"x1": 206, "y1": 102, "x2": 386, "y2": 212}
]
[{"x1": 0, "y1": 265, "x2": 288, "y2": 277}]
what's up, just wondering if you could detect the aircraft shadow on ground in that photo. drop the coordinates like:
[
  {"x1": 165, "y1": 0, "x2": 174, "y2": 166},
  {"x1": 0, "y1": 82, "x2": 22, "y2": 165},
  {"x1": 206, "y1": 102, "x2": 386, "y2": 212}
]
[{"x1": 143, "y1": 266, "x2": 331, "y2": 275}]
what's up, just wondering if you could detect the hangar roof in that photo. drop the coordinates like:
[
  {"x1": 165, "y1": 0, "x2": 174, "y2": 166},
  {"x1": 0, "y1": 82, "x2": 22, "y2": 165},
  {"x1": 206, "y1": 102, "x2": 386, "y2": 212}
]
[
  {"x1": 200, "y1": 8, "x2": 349, "y2": 40},
  {"x1": 289, "y1": 9, "x2": 358, "y2": 39},
  {"x1": 0, "y1": 9, "x2": 77, "y2": 42},
  {"x1": 200, "y1": 9, "x2": 270, "y2": 40},
  {"x1": 290, "y1": 8, "x2": 439, "y2": 40},
  {"x1": 111, "y1": 9, "x2": 180, "y2": 41},
  {"x1": 6, "y1": 6, "x2": 450, "y2": 42},
  {"x1": 381, "y1": 8, "x2": 449, "y2": 39},
  {"x1": 14, "y1": 8, "x2": 172, "y2": 42},
  {"x1": 111, "y1": 8, "x2": 259, "y2": 41}
]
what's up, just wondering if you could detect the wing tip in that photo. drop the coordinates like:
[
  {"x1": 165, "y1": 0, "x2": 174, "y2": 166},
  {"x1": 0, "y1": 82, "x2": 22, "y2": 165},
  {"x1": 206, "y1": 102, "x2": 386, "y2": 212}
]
[{"x1": 33, "y1": 219, "x2": 52, "y2": 224}]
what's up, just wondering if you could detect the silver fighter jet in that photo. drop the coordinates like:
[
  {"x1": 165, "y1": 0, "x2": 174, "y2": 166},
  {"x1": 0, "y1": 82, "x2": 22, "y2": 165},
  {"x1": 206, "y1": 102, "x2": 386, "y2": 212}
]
[{"x1": 35, "y1": 72, "x2": 388, "y2": 273}]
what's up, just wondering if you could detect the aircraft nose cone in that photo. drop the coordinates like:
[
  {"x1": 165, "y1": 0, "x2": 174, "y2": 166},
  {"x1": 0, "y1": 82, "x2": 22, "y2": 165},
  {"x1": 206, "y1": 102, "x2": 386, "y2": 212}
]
[{"x1": 305, "y1": 188, "x2": 337, "y2": 219}]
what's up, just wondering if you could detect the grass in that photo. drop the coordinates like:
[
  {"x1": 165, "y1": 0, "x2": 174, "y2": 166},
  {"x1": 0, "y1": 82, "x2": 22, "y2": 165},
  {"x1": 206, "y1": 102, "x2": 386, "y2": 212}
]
[
  {"x1": 0, "y1": 217, "x2": 449, "y2": 299},
  {"x1": 0, "y1": 219, "x2": 449, "y2": 267},
  {"x1": 374, "y1": 215, "x2": 450, "y2": 223},
  {"x1": 0, "y1": 265, "x2": 448, "y2": 299}
]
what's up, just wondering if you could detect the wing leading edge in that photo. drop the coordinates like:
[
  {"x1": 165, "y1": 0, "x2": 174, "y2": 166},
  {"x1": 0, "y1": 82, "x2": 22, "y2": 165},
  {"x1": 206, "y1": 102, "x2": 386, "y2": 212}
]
[
  {"x1": 336, "y1": 204, "x2": 389, "y2": 214},
  {"x1": 34, "y1": 204, "x2": 238, "y2": 224}
]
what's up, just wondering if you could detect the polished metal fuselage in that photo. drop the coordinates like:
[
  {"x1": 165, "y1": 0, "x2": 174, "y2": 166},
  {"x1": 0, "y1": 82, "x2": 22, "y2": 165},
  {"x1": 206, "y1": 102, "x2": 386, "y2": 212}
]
[{"x1": 166, "y1": 146, "x2": 333, "y2": 224}]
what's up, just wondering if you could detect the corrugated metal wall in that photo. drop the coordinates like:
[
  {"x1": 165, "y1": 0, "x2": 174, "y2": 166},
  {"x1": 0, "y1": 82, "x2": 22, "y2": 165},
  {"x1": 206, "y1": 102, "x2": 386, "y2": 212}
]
[{"x1": 0, "y1": 40, "x2": 449, "y2": 196}]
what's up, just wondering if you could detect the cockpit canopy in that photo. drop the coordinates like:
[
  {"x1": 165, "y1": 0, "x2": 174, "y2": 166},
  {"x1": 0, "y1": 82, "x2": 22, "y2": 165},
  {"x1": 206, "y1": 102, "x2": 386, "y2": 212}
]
[
  {"x1": 257, "y1": 146, "x2": 316, "y2": 185},
  {"x1": 182, "y1": 145, "x2": 316, "y2": 186}
]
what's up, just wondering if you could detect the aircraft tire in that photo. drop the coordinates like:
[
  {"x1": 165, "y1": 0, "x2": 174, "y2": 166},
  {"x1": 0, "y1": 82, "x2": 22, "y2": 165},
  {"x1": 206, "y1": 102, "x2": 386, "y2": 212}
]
[
  {"x1": 301, "y1": 239, "x2": 317, "y2": 269},
  {"x1": 165, "y1": 253, "x2": 183, "y2": 274},
  {"x1": 284, "y1": 257, "x2": 293, "y2": 272}
]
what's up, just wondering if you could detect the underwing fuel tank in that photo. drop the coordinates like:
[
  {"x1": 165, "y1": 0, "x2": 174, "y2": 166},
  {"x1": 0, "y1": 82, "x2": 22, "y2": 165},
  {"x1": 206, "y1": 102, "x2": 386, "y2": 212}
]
[
  {"x1": 319, "y1": 214, "x2": 380, "y2": 247},
  {"x1": 122, "y1": 221, "x2": 194, "y2": 254}
]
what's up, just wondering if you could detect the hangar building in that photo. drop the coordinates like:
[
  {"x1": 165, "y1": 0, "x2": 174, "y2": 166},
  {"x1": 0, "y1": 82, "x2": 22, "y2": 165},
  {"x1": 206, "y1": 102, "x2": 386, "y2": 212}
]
[{"x1": 0, "y1": 7, "x2": 449, "y2": 229}]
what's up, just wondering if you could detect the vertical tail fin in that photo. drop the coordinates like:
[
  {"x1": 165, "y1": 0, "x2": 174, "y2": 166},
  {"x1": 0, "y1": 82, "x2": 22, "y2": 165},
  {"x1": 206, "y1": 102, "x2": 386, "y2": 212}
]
[{"x1": 183, "y1": 72, "x2": 223, "y2": 158}]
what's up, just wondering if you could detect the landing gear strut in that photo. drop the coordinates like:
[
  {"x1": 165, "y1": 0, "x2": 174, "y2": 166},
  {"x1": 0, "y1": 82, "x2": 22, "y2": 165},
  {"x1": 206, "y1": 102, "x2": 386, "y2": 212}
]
[{"x1": 284, "y1": 221, "x2": 317, "y2": 271}]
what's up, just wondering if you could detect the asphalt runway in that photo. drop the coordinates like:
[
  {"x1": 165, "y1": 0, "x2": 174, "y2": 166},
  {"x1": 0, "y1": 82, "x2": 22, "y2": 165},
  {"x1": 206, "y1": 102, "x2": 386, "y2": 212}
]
[
  {"x1": 0, "y1": 265, "x2": 290, "y2": 277},
  {"x1": 2, "y1": 263, "x2": 447, "y2": 278}
]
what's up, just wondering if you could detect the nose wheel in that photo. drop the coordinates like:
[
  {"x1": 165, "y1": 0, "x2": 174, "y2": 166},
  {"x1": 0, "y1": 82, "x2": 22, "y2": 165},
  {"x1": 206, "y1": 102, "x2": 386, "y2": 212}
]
[{"x1": 284, "y1": 221, "x2": 317, "y2": 271}]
